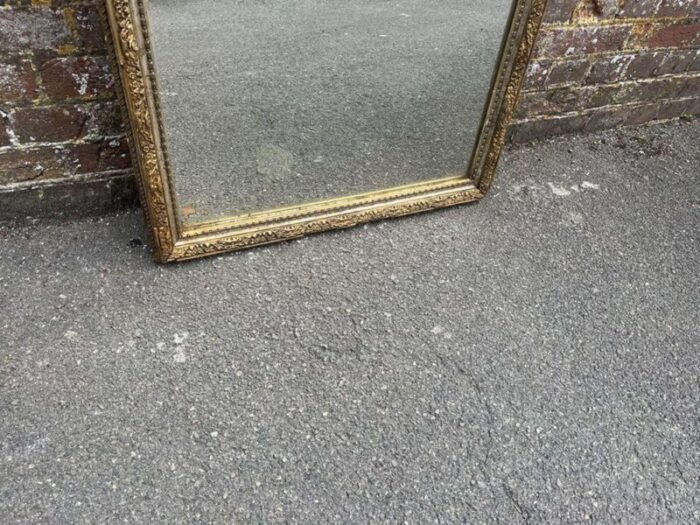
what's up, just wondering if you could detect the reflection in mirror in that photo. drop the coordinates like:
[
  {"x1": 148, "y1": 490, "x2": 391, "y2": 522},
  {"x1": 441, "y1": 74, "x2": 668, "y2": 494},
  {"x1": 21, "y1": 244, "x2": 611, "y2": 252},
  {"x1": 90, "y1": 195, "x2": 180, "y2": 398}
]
[{"x1": 148, "y1": 0, "x2": 513, "y2": 225}]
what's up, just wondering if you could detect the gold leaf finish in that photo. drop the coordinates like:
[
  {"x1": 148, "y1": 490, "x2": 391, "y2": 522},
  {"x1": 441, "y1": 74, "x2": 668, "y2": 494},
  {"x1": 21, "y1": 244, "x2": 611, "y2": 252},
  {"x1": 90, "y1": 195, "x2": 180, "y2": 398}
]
[
  {"x1": 106, "y1": 0, "x2": 176, "y2": 261},
  {"x1": 476, "y1": 0, "x2": 548, "y2": 193},
  {"x1": 172, "y1": 187, "x2": 484, "y2": 261}
]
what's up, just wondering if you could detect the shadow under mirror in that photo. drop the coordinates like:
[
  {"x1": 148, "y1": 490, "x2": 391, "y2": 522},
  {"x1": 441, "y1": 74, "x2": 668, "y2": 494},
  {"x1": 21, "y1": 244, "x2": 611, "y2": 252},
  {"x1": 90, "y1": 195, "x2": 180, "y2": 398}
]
[{"x1": 148, "y1": 0, "x2": 513, "y2": 226}]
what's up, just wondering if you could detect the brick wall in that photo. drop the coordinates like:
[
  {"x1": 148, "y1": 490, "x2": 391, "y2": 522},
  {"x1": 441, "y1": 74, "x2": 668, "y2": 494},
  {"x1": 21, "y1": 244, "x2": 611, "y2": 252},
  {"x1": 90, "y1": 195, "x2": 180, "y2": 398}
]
[
  {"x1": 0, "y1": 0, "x2": 134, "y2": 220},
  {"x1": 510, "y1": 0, "x2": 700, "y2": 141},
  {"x1": 0, "y1": 0, "x2": 698, "y2": 219}
]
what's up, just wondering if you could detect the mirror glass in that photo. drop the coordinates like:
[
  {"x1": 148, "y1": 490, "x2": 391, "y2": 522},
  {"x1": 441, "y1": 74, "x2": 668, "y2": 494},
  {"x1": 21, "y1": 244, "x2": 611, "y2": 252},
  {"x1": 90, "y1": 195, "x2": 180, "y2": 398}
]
[{"x1": 148, "y1": 0, "x2": 513, "y2": 225}]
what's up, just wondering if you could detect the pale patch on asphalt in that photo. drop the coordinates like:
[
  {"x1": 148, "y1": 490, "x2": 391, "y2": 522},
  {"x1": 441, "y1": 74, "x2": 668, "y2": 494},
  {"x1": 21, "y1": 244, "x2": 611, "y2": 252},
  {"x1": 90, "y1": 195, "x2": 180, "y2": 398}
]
[
  {"x1": 511, "y1": 181, "x2": 602, "y2": 198},
  {"x1": 172, "y1": 332, "x2": 189, "y2": 363},
  {"x1": 548, "y1": 182, "x2": 572, "y2": 197},
  {"x1": 563, "y1": 211, "x2": 586, "y2": 227},
  {"x1": 431, "y1": 325, "x2": 452, "y2": 339}
]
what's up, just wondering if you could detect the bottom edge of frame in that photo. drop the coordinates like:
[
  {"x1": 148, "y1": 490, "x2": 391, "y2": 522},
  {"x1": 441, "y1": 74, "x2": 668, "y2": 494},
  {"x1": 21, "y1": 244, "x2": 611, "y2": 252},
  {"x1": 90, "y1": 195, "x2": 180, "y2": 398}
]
[{"x1": 160, "y1": 185, "x2": 484, "y2": 262}]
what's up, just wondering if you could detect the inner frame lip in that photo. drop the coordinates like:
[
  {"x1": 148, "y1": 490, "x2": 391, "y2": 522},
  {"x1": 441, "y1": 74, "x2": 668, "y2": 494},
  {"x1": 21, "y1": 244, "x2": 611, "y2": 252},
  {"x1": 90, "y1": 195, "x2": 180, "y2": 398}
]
[
  {"x1": 175, "y1": 183, "x2": 483, "y2": 257},
  {"x1": 178, "y1": 175, "x2": 477, "y2": 237}
]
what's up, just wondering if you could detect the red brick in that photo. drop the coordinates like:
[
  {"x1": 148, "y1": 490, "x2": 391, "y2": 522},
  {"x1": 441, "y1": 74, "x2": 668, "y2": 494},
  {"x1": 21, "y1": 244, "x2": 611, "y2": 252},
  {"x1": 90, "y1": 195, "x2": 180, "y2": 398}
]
[
  {"x1": 10, "y1": 105, "x2": 87, "y2": 144},
  {"x1": 534, "y1": 25, "x2": 632, "y2": 59},
  {"x1": 83, "y1": 102, "x2": 123, "y2": 139},
  {"x1": 623, "y1": 103, "x2": 663, "y2": 126},
  {"x1": 547, "y1": 58, "x2": 590, "y2": 85},
  {"x1": 553, "y1": 86, "x2": 590, "y2": 111},
  {"x1": 587, "y1": 0, "x2": 624, "y2": 19},
  {"x1": 70, "y1": 142, "x2": 102, "y2": 174},
  {"x1": 519, "y1": 86, "x2": 587, "y2": 116},
  {"x1": 648, "y1": 23, "x2": 700, "y2": 48},
  {"x1": 617, "y1": 0, "x2": 662, "y2": 18},
  {"x1": 588, "y1": 103, "x2": 664, "y2": 132},
  {"x1": 10, "y1": 102, "x2": 120, "y2": 144},
  {"x1": 0, "y1": 139, "x2": 130, "y2": 184},
  {"x1": 680, "y1": 75, "x2": 700, "y2": 97},
  {"x1": 0, "y1": 8, "x2": 72, "y2": 53},
  {"x1": 69, "y1": 5, "x2": 107, "y2": 52},
  {"x1": 0, "y1": 120, "x2": 10, "y2": 148},
  {"x1": 542, "y1": 0, "x2": 579, "y2": 24},
  {"x1": 586, "y1": 54, "x2": 634, "y2": 84},
  {"x1": 99, "y1": 136, "x2": 132, "y2": 171},
  {"x1": 656, "y1": 0, "x2": 700, "y2": 18},
  {"x1": 656, "y1": 49, "x2": 698, "y2": 74},
  {"x1": 514, "y1": 92, "x2": 550, "y2": 118},
  {"x1": 656, "y1": 97, "x2": 700, "y2": 119},
  {"x1": 0, "y1": 147, "x2": 66, "y2": 184},
  {"x1": 523, "y1": 61, "x2": 551, "y2": 91},
  {"x1": 584, "y1": 106, "x2": 629, "y2": 133},
  {"x1": 508, "y1": 113, "x2": 591, "y2": 143},
  {"x1": 621, "y1": 48, "x2": 696, "y2": 80},
  {"x1": 625, "y1": 52, "x2": 668, "y2": 79},
  {"x1": 40, "y1": 56, "x2": 114, "y2": 101},
  {"x1": 586, "y1": 76, "x2": 688, "y2": 108},
  {"x1": 689, "y1": 50, "x2": 700, "y2": 71},
  {"x1": 0, "y1": 57, "x2": 38, "y2": 105}
]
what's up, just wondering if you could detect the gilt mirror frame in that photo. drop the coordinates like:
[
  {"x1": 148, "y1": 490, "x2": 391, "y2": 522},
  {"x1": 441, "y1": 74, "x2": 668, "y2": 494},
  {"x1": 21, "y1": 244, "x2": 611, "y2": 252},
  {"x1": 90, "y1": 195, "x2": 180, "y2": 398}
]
[{"x1": 103, "y1": 0, "x2": 548, "y2": 262}]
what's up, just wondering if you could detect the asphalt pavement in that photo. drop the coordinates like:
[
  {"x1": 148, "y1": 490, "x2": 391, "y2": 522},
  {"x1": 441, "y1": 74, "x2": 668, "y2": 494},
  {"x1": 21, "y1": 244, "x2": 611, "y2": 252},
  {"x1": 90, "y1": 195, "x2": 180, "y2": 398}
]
[{"x1": 1, "y1": 120, "x2": 699, "y2": 523}]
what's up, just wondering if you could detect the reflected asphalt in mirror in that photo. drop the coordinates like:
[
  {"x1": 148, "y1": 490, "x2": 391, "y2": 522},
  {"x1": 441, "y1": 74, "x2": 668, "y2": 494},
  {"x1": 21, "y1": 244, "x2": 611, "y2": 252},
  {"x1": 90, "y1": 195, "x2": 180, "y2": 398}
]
[{"x1": 149, "y1": 0, "x2": 511, "y2": 223}]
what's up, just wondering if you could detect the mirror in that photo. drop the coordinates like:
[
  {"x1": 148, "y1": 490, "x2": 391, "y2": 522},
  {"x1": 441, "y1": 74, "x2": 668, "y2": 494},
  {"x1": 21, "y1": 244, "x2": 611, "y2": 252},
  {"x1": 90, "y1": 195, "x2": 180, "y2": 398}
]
[
  {"x1": 105, "y1": 0, "x2": 547, "y2": 262},
  {"x1": 150, "y1": 0, "x2": 512, "y2": 223}
]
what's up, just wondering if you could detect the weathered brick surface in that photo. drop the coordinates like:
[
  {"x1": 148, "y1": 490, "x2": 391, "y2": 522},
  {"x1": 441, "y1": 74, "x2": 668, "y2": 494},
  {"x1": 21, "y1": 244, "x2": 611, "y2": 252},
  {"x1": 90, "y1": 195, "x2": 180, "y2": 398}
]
[
  {"x1": 0, "y1": 0, "x2": 698, "y2": 218},
  {"x1": 0, "y1": 0, "x2": 133, "y2": 217},
  {"x1": 0, "y1": 56, "x2": 37, "y2": 104},
  {"x1": 512, "y1": 0, "x2": 700, "y2": 142},
  {"x1": 40, "y1": 55, "x2": 113, "y2": 100}
]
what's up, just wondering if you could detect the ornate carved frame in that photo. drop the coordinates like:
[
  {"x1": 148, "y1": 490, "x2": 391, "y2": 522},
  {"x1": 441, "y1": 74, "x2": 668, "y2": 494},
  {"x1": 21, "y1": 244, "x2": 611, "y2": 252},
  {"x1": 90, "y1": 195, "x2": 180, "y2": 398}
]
[{"x1": 103, "y1": 0, "x2": 548, "y2": 262}]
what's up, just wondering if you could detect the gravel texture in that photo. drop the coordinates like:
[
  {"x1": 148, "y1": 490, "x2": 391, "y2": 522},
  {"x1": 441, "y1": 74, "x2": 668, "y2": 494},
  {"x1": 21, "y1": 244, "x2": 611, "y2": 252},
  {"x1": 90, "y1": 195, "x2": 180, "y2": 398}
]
[{"x1": 1, "y1": 120, "x2": 699, "y2": 523}]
